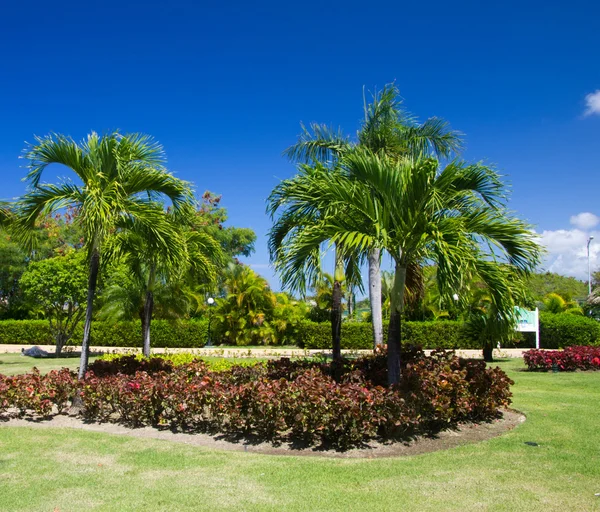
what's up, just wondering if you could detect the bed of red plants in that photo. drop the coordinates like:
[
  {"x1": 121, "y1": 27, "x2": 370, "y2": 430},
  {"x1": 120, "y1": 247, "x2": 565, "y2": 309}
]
[
  {"x1": 523, "y1": 346, "x2": 600, "y2": 372},
  {"x1": 0, "y1": 349, "x2": 513, "y2": 450}
]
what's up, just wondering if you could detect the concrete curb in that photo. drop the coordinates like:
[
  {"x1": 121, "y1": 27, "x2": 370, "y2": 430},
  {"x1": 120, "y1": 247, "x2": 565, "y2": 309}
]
[{"x1": 0, "y1": 344, "x2": 531, "y2": 359}]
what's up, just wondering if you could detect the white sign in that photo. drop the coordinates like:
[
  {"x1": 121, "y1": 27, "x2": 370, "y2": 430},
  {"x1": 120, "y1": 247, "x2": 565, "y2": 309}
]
[{"x1": 515, "y1": 307, "x2": 540, "y2": 349}]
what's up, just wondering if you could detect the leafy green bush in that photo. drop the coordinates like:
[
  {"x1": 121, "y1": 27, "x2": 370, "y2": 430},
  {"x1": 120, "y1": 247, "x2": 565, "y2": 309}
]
[
  {"x1": 537, "y1": 312, "x2": 600, "y2": 348},
  {"x1": 297, "y1": 320, "x2": 479, "y2": 349},
  {"x1": 0, "y1": 320, "x2": 208, "y2": 348}
]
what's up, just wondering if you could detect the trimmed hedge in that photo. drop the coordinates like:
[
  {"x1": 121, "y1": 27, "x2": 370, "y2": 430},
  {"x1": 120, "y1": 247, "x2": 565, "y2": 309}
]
[
  {"x1": 0, "y1": 320, "x2": 208, "y2": 348},
  {"x1": 297, "y1": 313, "x2": 600, "y2": 350},
  {"x1": 537, "y1": 312, "x2": 600, "y2": 349},
  {"x1": 1, "y1": 313, "x2": 597, "y2": 350},
  {"x1": 296, "y1": 320, "x2": 479, "y2": 350}
]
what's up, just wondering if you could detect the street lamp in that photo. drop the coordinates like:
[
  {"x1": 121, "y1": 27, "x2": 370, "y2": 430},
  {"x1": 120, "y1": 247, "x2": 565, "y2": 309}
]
[
  {"x1": 588, "y1": 237, "x2": 594, "y2": 296},
  {"x1": 206, "y1": 297, "x2": 215, "y2": 347}
]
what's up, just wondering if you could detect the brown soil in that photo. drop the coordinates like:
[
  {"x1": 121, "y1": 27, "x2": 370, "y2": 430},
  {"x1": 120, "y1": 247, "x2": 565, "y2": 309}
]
[{"x1": 0, "y1": 409, "x2": 525, "y2": 459}]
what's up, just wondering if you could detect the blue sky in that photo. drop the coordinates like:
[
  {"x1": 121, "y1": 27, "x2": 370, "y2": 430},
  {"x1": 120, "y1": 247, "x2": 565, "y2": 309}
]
[{"x1": 1, "y1": 0, "x2": 599, "y2": 286}]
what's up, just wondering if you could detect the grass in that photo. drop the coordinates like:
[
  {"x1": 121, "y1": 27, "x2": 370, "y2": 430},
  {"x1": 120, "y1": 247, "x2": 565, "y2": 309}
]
[
  {"x1": 0, "y1": 359, "x2": 599, "y2": 511},
  {"x1": 0, "y1": 353, "x2": 100, "y2": 376},
  {"x1": 0, "y1": 353, "x2": 271, "y2": 376}
]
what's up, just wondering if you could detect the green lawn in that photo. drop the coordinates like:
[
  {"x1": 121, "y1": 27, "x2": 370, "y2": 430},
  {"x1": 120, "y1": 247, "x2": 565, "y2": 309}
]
[
  {"x1": 0, "y1": 353, "x2": 270, "y2": 376},
  {"x1": 0, "y1": 353, "x2": 100, "y2": 376},
  {"x1": 0, "y1": 359, "x2": 599, "y2": 511}
]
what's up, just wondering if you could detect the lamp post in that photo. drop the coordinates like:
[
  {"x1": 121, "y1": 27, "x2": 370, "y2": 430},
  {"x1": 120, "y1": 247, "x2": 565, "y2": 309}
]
[
  {"x1": 588, "y1": 236, "x2": 594, "y2": 296},
  {"x1": 206, "y1": 297, "x2": 215, "y2": 347}
]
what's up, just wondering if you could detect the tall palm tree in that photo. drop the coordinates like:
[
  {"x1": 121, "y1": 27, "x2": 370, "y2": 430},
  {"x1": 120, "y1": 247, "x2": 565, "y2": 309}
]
[
  {"x1": 104, "y1": 210, "x2": 223, "y2": 356},
  {"x1": 267, "y1": 164, "x2": 363, "y2": 360},
  {"x1": 284, "y1": 84, "x2": 462, "y2": 347},
  {"x1": 17, "y1": 132, "x2": 194, "y2": 377},
  {"x1": 272, "y1": 150, "x2": 540, "y2": 384}
]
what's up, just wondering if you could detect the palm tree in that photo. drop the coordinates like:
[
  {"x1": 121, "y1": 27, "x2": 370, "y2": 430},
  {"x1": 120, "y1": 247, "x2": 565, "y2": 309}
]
[
  {"x1": 17, "y1": 132, "x2": 194, "y2": 377},
  {"x1": 285, "y1": 84, "x2": 462, "y2": 347},
  {"x1": 103, "y1": 210, "x2": 223, "y2": 356},
  {"x1": 267, "y1": 164, "x2": 363, "y2": 360},
  {"x1": 271, "y1": 150, "x2": 540, "y2": 384},
  {"x1": 0, "y1": 202, "x2": 12, "y2": 227},
  {"x1": 214, "y1": 263, "x2": 277, "y2": 346}
]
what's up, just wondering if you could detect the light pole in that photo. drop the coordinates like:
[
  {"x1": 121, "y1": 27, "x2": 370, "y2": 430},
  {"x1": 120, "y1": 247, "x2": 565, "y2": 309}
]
[
  {"x1": 588, "y1": 236, "x2": 594, "y2": 296},
  {"x1": 206, "y1": 297, "x2": 215, "y2": 347}
]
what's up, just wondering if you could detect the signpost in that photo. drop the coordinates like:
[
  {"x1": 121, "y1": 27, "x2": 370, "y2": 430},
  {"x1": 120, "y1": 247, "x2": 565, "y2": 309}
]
[{"x1": 515, "y1": 306, "x2": 540, "y2": 349}]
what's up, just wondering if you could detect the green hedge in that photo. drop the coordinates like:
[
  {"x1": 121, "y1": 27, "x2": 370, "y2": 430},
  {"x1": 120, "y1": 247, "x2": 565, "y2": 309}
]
[
  {"x1": 1, "y1": 313, "x2": 596, "y2": 350},
  {"x1": 537, "y1": 312, "x2": 600, "y2": 349},
  {"x1": 296, "y1": 320, "x2": 480, "y2": 350},
  {"x1": 0, "y1": 320, "x2": 208, "y2": 348},
  {"x1": 297, "y1": 314, "x2": 600, "y2": 350}
]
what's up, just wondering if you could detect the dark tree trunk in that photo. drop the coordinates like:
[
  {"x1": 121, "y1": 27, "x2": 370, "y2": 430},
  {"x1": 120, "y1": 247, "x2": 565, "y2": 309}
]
[
  {"x1": 368, "y1": 248, "x2": 383, "y2": 347},
  {"x1": 387, "y1": 263, "x2": 406, "y2": 386},
  {"x1": 78, "y1": 249, "x2": 100, "y2": 379},
  {"x1": 482, "y1": 342, "x2": 494, "y2": 362},
  {"x1": 142, "y1": 290, "x2": 154, "y2": 358},
  {"x1": 55, "y1": 333, "x2": 65, "y2": 358},
  {"x1": 331, "y1": 280, "x2": 342, "y2": 361}
]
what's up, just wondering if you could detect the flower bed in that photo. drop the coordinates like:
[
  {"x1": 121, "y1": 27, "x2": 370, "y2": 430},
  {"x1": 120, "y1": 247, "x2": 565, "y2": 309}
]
[
  {"x1": 523, "y1": 346, "x2": 600, "y2": 372},
  {"x1": 0, "y1": 350, "x2": 513, "y2": 450}
]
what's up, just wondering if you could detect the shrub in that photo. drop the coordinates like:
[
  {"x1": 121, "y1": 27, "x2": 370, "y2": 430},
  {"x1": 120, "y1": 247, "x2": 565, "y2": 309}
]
[
  {"x1": 523, "y1": 346, "x2": 600, "y2": 371},
  {"x1": 0, "y1": 319, "x2": 208, "y2": 348},
  {"x1": 536, "y1": 313, "x2": 600, "y2": 349},
  {"x1": 0, "y1": 350, "x2": 514, "y2": 450},
  {"x1": 297, "y1": 320, "x2": 477, "y2": 350}
]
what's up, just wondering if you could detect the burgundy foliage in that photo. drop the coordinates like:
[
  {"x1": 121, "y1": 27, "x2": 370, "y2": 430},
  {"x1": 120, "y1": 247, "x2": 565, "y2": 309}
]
[
  {"x1": 0, "y1": 350, "x2": 513, "y2": 450},
  {"x1": 523, "y1": 346, "x2": 600, "y2": 372}
]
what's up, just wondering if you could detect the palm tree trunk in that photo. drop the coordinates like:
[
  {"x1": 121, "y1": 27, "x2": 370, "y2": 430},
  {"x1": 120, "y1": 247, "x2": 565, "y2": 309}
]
[
  {"x1": 142, "y1": 265, "x2": 156, "y2": 358},
  {"x1": 387, "y1": 262, "x2": 406, "y2": 386},
  {"x1": 331, "y1": 248, "x2": 344, "y2": 361},
  {"x1": 368, "y1": 248, "x2": 383, "y2": 347},
  {"x1": 142, "y1": 291, "x2": 154, "y2": 357},
  {"x1": 78, "y1": 248, "x2": 100, "y2": 379},
  {"x1": 482, "y1": 342, "x2": 494, "y2": 362}
]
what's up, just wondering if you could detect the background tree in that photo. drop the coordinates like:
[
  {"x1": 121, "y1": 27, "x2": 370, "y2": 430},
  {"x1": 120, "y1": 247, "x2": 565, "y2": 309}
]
[
  {"x1": 17, "y1": 132, "x2": 194, "y2": 377},
  {"x1": 526, "y1": 272, "x2": 587, "y2": 303},
  {"x1": 19, "y1": 251, "x2": 88, "y2": 355},
  {"x1": 213, "y1": 263, "x2": 277, "y2": 346}
]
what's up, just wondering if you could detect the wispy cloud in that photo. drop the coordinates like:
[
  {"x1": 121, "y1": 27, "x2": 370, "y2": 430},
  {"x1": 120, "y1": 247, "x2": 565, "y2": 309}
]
[
  {"x1": 570, "y1": 212, "x2": 599, "y2": 230},
  {"x1": 583, "y1": 90, "x2": 600, "y2": 116}
]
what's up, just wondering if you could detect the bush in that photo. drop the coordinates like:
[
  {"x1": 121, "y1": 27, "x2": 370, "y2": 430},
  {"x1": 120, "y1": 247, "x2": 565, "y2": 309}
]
[
  {"x1": 537, "y1": 313, "x2": 600, "y2": 349},
  {"x1": 0, "y1": 320, "x2": 208, "y2": 348},
  {"x1": 0, "y1": 350, "x2": 514, "y2": 450},
  {"x1": 298, "y1": 314, "x2": 600, "y2": 351},
  {"x1": 523, "y1": 346, "x2": 600, "y2": 371},
  {"x1": 297, "y1": 320, "x2": 478, "y2": 349}
]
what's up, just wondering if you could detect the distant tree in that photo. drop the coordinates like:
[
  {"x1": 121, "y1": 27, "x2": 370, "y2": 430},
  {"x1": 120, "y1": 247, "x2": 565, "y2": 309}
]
[
  {"x1": 542, "y1": 293, "x2": 583, "y2": 315},
  {"x1": 213, "y1": 263, "x2": 277, "y2": 345},
  {"x1": 19, "y1": 251, "x2": 88, "y2": 355},
  {"x1": 526, "y1": 272, "x2": 587, "y2": 302}
]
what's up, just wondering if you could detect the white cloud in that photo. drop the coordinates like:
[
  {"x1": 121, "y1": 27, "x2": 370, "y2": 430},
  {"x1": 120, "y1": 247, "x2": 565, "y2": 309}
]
[
  {"x1": 584, "y1": 90, "x2": 600, "y2": 116},
  {"x1": 538, "y1": 227, "x2": 598, "y2": 280},
  {"x1": 569, "y1": 212, "x2": 600, "y2": 230}
]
